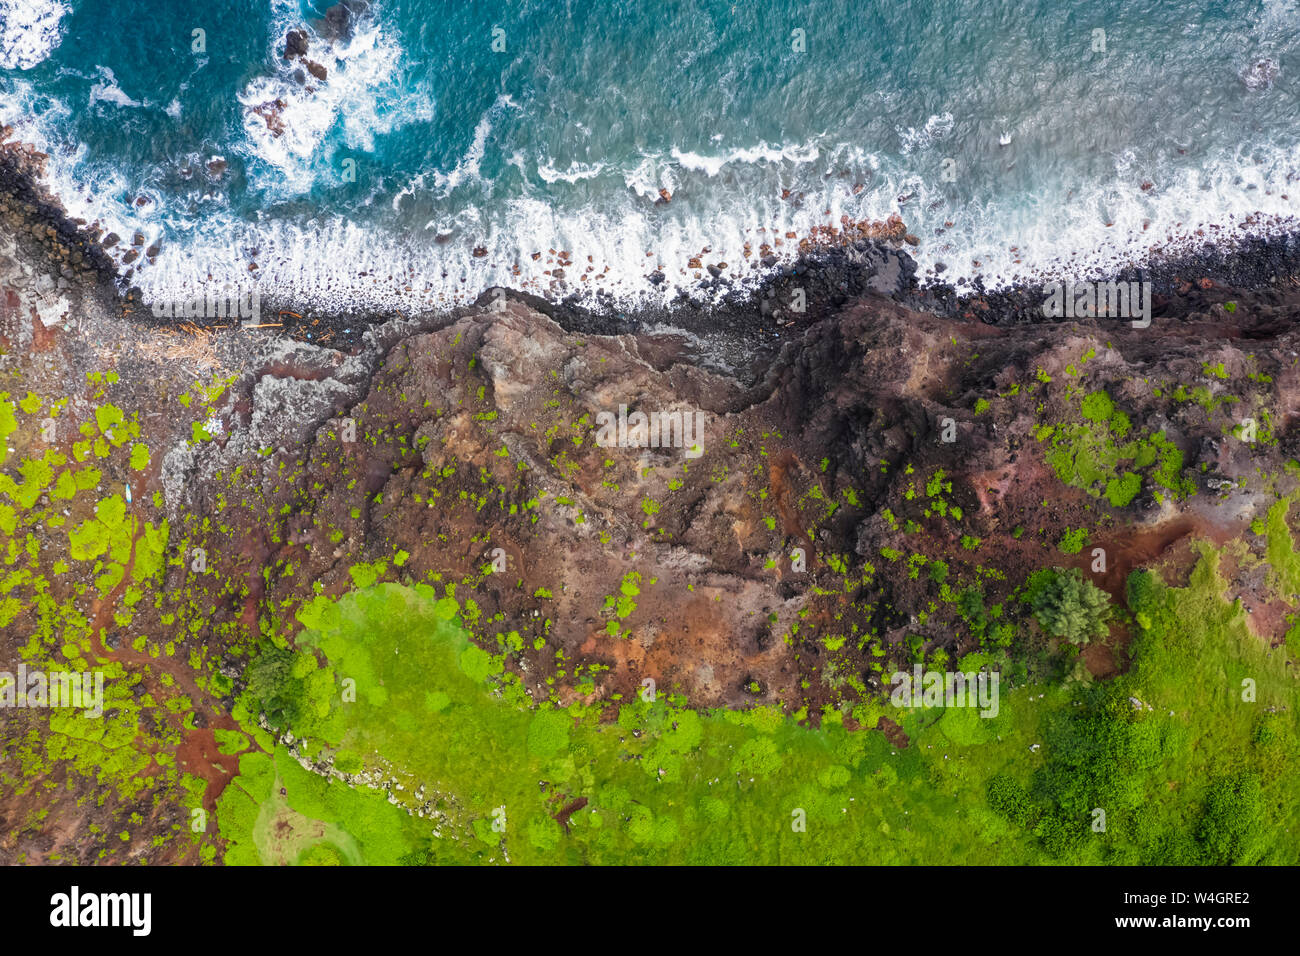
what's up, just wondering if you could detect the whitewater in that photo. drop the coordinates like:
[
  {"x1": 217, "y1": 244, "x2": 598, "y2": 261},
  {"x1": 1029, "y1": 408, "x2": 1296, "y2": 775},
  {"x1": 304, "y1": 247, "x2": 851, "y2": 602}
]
[{"x1": 1, "y1": 0, "x2": 1297, "y2": 313}]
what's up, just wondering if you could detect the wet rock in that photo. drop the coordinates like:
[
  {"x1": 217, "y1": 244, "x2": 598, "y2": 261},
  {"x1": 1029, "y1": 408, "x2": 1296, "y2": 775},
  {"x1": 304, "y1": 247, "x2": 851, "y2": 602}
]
[
  {"x1": 319, "y1": 0, "x2": 368, "y2": 41},
  {"x1": 306, "y1": 60, "x2": 328, "y2": 82},
  {"x1": 250, "y1": 98, "x2": 288, "y2": 137},
  {"x1": 283, "y1": 29, "x2": 308, "y2": 60}
]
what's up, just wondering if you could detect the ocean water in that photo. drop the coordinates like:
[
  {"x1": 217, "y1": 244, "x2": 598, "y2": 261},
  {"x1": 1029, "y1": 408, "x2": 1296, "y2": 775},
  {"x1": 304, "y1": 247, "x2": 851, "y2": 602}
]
[{"x1": 1, "y1": 0, "x2": 1298, "y2": 312}]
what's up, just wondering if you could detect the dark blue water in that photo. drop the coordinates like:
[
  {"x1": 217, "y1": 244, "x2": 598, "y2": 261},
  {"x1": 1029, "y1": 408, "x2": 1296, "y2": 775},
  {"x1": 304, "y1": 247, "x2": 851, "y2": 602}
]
[{"x1": 2, "y1": 0, "x2": 1298, "y2": 310}]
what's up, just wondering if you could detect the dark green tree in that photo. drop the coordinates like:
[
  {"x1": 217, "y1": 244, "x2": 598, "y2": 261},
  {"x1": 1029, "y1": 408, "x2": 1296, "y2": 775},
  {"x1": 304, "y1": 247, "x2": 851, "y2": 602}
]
[
  {"x1": 243, "y1": 645, "x2": 293, "y2": 716},
  {"x1": 1032, "y1": 567, "x2": 1112, "y2": 644}
]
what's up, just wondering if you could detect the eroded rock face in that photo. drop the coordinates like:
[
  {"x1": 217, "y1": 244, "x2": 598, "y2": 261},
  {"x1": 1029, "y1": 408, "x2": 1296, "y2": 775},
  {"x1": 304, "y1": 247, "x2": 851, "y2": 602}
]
[
  {"x1": 123, "y1": 279, "x2": 1300, "y2": 717},
  {"x1": 253, "y1": 304, "x2": 777, "y2": 708}
]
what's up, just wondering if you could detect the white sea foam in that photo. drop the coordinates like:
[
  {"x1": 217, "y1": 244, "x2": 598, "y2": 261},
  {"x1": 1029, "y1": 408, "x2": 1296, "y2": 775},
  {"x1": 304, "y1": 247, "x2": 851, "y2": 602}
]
[
  {"x1": 429, "y1": 94, "x2": 519, "y2": 196},
  {"x1": 129, "y1": 138, "x2": 1300, "y2": 314},
  {"x1": 897, "y1": 112, "x2": 954, "y2": 154},
  {"x1": 906, "y1": 139, "x2": 1300, "y2": 289},
  {"x1": 2, "y1": 58, "x2": 1298, "y2": 317},
  {"x1": 236, "y1": 0, "x2": 428, "y2": 196},
  {"x1": 536, "y1": 158, "x2": 605, "y2": 185},
  {"x1": 88, "y1": 67, "x2": 142, "y2": 109},
  {"x1": 0, "y1": 0, "x2": 68, "y2": 71},
  {"x1": 670, "y1": 141, "x2": 820, "y2": 176},
  {"x1": 624, "y1": 155, "x2": 674, "y2": 199}
]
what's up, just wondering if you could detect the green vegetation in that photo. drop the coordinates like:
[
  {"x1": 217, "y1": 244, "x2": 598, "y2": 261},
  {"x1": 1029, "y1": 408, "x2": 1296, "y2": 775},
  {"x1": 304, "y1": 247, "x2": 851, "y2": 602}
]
[
  {"x1": 1104, "y1": 471, "x2": 1141, "y2": 507},
  {"x1": 208, "y1": 541, "x2": 1299, "y2": 865},
  {"x1": 1057, "y1": 527, "x2": 1088, "y2": 555},
  {"x1": 1264, "y1": 496, "x2": 1300, "y2": 597},
  {"x1": 1041, "y1": 388, "x2": 1194, "y2": 504},
  {"x1": 6, "y1": 345, "x2": 1299, "y2": 869}
]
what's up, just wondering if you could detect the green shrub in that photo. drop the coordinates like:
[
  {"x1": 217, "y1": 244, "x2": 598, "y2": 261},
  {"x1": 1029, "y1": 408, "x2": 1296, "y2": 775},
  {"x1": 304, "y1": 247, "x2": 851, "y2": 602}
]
[
  {"x1": 1105, "y1": 471, "x2": 1141, "y2": 507},
  {"x1": 928, "y1": 559, "x2": 949, "y2": 584},
  {"x1": 1081, "y1": 390, "x2": 1114, "y2": 423},
  {"x1": 1057, "y1": 527, "x2": 1088, "y2": 554},
  {"x1": 1197, "y1": 771, "x2": 1265, "y2": 865},
  {"x1": 987, "y1": 774, "x2": 1038, "y2": 827}
]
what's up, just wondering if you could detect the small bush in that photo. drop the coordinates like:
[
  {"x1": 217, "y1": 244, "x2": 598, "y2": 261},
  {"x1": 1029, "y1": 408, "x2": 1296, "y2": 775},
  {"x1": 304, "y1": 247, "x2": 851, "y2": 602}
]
[
  {"x1": 1057, "y1": 527, "x2": 1088, "y2": 554},
  {"x1": 1081, "y1": 390, "x2": 1114, "y2": 423}
]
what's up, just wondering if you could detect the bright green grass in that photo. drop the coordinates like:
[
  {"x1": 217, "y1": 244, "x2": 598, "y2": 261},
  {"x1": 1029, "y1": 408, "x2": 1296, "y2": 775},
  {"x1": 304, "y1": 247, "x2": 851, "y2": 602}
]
[
  {"x1": 216, "y1": 745, "x2": 424, "y2": 866},
  {"x1": 1265, "y1": 496, "x2": 1300, "y2": 598},
  {"x1": 1111, "y1": 549, "x2": 1298, "y2": 863},
  {"x1": 215, "y1": 554, "x2": 1298, "y2": 864}
]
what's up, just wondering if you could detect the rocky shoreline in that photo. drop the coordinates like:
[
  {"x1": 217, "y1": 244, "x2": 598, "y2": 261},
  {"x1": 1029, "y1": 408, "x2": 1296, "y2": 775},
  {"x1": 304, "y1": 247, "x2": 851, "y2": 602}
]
[
  {"x1": 0, "y1": 130, "x2": 120, "y2": 298},
  {"x1": 5, "y1": 109, "x2": 1300, "y2": 363},
  {"x1": 1, "y1": 118, "x2": 1299, "y2": 689}
]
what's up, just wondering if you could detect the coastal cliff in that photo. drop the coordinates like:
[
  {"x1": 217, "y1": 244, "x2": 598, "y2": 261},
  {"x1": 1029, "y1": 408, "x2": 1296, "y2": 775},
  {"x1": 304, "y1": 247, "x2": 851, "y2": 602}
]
[{"x1": 2, "y1": 131, "x2": 1299, "y2": 864}]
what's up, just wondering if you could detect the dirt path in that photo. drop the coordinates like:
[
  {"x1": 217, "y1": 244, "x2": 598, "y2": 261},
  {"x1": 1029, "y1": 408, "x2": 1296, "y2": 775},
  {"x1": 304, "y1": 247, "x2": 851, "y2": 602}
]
[{"x1": 1077, "y1": 510, "x2": 1248, "y2": 675}]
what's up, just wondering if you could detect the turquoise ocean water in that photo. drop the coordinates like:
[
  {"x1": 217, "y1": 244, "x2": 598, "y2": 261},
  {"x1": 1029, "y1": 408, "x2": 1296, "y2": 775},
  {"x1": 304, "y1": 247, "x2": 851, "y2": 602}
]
[{"x1": 1, "y1": 0, "x2": 1298, "y2": 310}]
